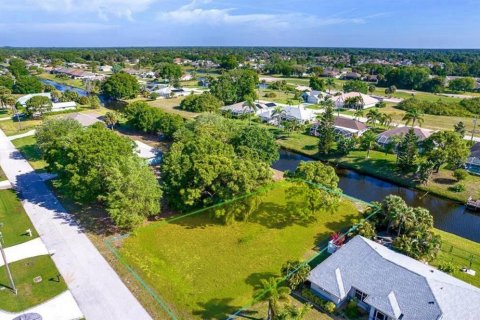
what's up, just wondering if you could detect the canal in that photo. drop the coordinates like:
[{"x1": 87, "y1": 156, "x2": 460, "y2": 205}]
[
  {"x1": 39, "y1": 79, "x2": 109, "y2": 105},
  {"x1": 273, "y1": 149, "x2": 480, "y2": 242}
]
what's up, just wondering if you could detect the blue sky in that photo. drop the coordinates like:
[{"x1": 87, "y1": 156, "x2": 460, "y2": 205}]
[{"x1": 0, "y1": 0, "x2": 479, "y2": 48}]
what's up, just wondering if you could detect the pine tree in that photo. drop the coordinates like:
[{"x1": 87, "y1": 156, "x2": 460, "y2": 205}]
[
  {"x1": 318, "y1": 105, "x2": 336, "y2": 154},
  {"x1": 397, "y1": 128, "x2": 419, "y2": 171}
]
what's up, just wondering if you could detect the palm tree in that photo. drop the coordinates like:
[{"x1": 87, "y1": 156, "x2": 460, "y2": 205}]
[
  {"x1": 380, "y1": 113, "x2": 393, "y2": 128},
  {"x1": 353, "y1": 108, "x2": 364, "y2": 120},
  {"x1": 257, "y1": 277, "x2": 291, "y2": 320},
  {"x1": 271, "y1": 106, "x2": 285, "y2": 126},
  {"x1": 276, "y1": 303, "x2": 312, "y2": 320},
  {"x1": 104, "y1": 111, "x2": 119, "y2": 129},
  {"x1": 402, "y1": 108, "x2": 424, "y2": 127},
  {"x1": 243, "y1": 98, "x2": 257, "y2": 125},
  {"x1": 326, "y1": 78, "x2": 335, "y2": 93},
  {"x1": 360, "y1": 130, "x2": 377, "y2": 158},
  {"x1": 366, "y1": 109, "x2": 381, "y2": 128}
]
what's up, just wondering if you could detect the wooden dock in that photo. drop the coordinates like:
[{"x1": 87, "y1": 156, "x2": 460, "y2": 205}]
[{"x1": 466, "y1": 197, "x2": 480, "y2": 211}]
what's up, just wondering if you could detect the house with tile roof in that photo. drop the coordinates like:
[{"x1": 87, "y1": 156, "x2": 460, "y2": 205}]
[
  {"x1": 376, "y1": 127, "x2": 434, "y2": 147},
  {"x1": 308, "y1": 236, "x2": 480, "y2": 320},
  {"x1": 310, "y1": 116, "x2": 368, "y2": 138}
]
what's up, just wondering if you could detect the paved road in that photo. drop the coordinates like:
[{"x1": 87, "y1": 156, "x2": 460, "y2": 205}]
[{"x1": 0, "y1": 129, "x2": 152, "y2": 320}]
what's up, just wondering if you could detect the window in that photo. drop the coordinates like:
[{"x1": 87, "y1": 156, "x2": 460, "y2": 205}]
[
  {"x1": 374, "y1": 310, "x2": 389, "y2": 320},
  {"x1": 354, "y1": 289, "x2": 368, "y2": 302}
]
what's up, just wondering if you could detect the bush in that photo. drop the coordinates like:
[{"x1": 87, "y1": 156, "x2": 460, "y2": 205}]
[
  {"x1": 264, "y1": 92, "x2": 277, "y2": 98},
  {"x1": 448, "y1": 183, "x2": 466, "y2": 192},
  {"x1": 453, "y1": 169, "x2": 469, "y2": 181},
  {"x1": 179, "y1": 92, "x2": 222, "y2": 112},
  {"x1": 300, "y1": 289, "x2": 336, "y2": 314},
  {"x1": 78, "y1": 96, "x2": 90, "y2": 105},
  {"x1": 149, "y1": 92, "x2": 159, "y2": 100},
  {"x1": 438, "y1": 262, "x2": 456, "y2": 274},
  {"x1": 344, "y1": 300, "x2": 360, "y2": 318}
]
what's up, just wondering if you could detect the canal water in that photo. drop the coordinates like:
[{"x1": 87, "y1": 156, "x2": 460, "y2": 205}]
[
  {"x1": 40, "y1": 79, "x2": 109, "y2": 105},
  {"x1": 273, "y1": 149, "x2": 480, "y2": 242}
]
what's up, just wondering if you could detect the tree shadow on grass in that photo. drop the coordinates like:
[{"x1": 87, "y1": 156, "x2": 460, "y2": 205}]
[
  {"x1": 192, "y1": 298, "x2": 258, "y2": 320},
  {"x1": 244, "y1": 271, "x2": 278, "y2": 293},
  {"x1": 433, "y1": 178, "x2": 456, "y2": 185}
]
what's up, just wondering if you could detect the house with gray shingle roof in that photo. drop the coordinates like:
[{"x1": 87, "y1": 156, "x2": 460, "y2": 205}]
[{"x1": 308, "y1": 236, "x2": 480, "y2": 320}]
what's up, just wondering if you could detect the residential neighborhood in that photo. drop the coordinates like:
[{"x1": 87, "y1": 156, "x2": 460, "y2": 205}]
[{"x1": 0, "y1": 1, "x2": 480, "y2": 320}]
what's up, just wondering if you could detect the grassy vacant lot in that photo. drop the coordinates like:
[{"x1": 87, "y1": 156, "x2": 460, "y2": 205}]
[
  {"x1": 0, "y1": 256, "x2": 67, "y2": 312},
  {"x1": 127, "y1": 97, "x2": 200, "y2": 120},
  {"x1": 276, "y1": 132, "x2": 480, "y2": 202},
  {"x1": 118, "y1": 181, "x2": 360, "y2": 319},
  {"x1": 433, "y1": 229, "x2": 480, "y2": 288},
  {"x1": 12, "y1": 136, "x2": 47, "y2": 171},
  {"x1": 0, "y1": 189, "x2": 38, "y2": 246},
  {"x1": 0, "y1": 118, "x2": 42, "y2": 136}
]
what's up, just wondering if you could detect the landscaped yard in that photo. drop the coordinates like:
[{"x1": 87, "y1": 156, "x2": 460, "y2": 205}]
[
  {"x1": 0, "y1": 256, "x2": 67, "y2": 312},
  {"x1": 0, "y1": 189, "x2": 38, "y2": 246},
  {"x1": 433, "y1": 229, "x2": 480, "y2": 288},
  {"x1": 117, "y1": 180, "x2": 361, "y2": 319},
  {"x1": 12, "y1": 136, "x2": 47, "y2": 171}
]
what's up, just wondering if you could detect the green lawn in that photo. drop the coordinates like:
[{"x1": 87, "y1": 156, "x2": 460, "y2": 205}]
[
  {"x1": 0, "y1": 189, "x2": 38, "y2": 246},
  {"x1": 0, "y1": 118, "x2": 42, "y2": 136},
  {"x1": 38, "y1": 73, "x2": 85, "y2": 89},
  {"x1": 0, "y1": 256, "x2": 67, "y2": 312},
  {"x1": 433, "y1": 229, "x2": 480, "y2": 288},
  {"x1": 11, "y1": 136, "x2": 47, "y2": 171},
  {"x1": 118, "y1": 181, "x2": 361, "y2": 319},
  {"x1": 277, "y1": 132, "x2": 480, "y2": 202}
]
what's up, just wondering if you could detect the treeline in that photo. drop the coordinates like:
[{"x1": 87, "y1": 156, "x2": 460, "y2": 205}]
[
  {"x1": 36, "y1": 119, "x2": 161, "y2": 229},
  {"x1": 397, "y1": 97, "x2": 480, "y2": 117},
  {"x1": 123, "y1": 101, "x2": 184, "y2": 138}
]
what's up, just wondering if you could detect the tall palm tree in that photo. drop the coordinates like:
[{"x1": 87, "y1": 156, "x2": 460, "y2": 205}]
[
  {"x1": 380, "y1": 113, "x2": 393, "y2": 128},
  {"x1": 243, "y1": 98, "x2": 257, "y2": 125},
  {"x1": 360, "y1": 130, "x2": 377, "y2": 158},
  {"x1": 326, "y1": 78, "x2": 335, "y2": 93},
  {"x1": 402, "y1": 108, "x2": 424, "y2": 127},
  {"x1": 366, "y1": 109, "x2": 381, "y2": 128},
  {"x1": 257, "y1": 277, "x2": 291, "y2": 320},
  {"x1": 354, "y1": 108, "x2": 364, "y2": 120},
  {"x1": 271, "y1": 106, "x2": 285, "y2": 126}
]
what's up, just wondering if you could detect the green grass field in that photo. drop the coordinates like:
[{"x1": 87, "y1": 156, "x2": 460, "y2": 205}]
[
  {"x1": 11, "y1": 136, "x2": 47, "y2": 171},
  {"x1": 0, "y1": 118, "x2": 42, "y2": 136},
  {"x1": 433, "y1": 229, "x2": 480, "y2": 288},
  {"x1": 0, "y1": 256, "x2": 67, "y2": 312},
  {"x1": 38, "y1": 73, "x2": 85, "y2": 89},
  {"x1": 118, "y1": 181, "x2": 360, "y2": 319},
  {"x1": 0, "y1": 189, "x2": 38, "y2": 246}
]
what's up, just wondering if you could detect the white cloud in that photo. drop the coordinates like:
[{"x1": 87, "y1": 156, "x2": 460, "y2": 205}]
[
  {"x1": 0, "y1": 22, "x2": 118, "y2": 32},
  {"x1": 23, "y1": 0, "x2": 157, "y2": 20},
  {"x1": 157, "y1": 1, "x2": 365, "y2": 29}
]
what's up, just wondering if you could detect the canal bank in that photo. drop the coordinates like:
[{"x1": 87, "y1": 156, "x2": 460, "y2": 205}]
[{"x1": 273, "y1": 149, "x2": 480, "y2": 243}]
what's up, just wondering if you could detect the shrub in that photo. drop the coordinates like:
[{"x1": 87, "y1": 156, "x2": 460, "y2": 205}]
[
  {"x1": 438, "y1": 262, "x2": 456, "y2": 274},
  {"x1": 300, "y1": 289, "x2": 336, "y2": 314},
  {"x1": 453, "y1": 169, "x2": 468, "y2": 181},
  {"x1": 264, "y1": 92, "x2": 277, "y2": 98},
  {"x1": 78, "y1": 96, "x2": 90, "y2": 105},
  {"x1": 448, "y1": 183, "x2": 465, "y2": 192},
  {"x1": 149, "y1": 92, "x2": 159, "y2": 100},
  {"x1": 344, "y1": 300, "x2": 360, "y2": 318}
]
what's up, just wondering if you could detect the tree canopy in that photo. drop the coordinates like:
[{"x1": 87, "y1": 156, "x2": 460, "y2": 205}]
[
  {"x1": 101, "y1": 72, "x2": 140, "y2": 100},
  {"x1": 13, "y1": 76, "x2": 43, "y2": 94},
  {"x1": 209, "y1": 69, "x2": 259, "y2": 105},
  {"x1": 179, "y1": 92, "x2": 223, "y2": 113},
  {"x1": 343, "y1": 80, "x2": 368, "y2": 94},
  {"x1": 25, "y1": 95, "x2": 52, "y2": 117}
]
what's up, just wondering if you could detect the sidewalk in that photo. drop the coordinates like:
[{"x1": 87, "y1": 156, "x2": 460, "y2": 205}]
[
  {"x1": 0, "y1": 129, "x2": 152, "y2": 320},
  {"x1": 0, "y1": 237, "x2": 49, "y2": 267}
]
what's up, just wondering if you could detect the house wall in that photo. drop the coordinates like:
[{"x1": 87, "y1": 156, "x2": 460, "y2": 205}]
[{"x1": 310, "y1": 283, "x2": 342, "y2": 306}]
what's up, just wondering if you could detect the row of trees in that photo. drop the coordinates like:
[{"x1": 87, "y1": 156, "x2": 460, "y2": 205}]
[{"x1": 35, "y1": 119, "x2": 161, "y2": 229}]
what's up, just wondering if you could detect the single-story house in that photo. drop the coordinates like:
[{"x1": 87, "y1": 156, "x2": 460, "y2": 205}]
[
  {"x1": 259, "y1": 105, "x2": 316, "y2": 124},
  {"x1": 344, "y1": 72, "x2": 362, "y2": 80},
  {"x1": 17, "y1": 93, "x2": 52, "y2": 106},
  {"x1": 51, "y1": 101, "x2": 76, "y2": 112},
  {"x1": 322, "y1": 68, "x2": 339, "y2": 78},
  {"x1": 330, "y1": 92, "x2": 379, "y2": 109},
  {"x1": 466, "y1": 142, "x2": 480, "y2": 174},
  {"x1": 301, "y1": 90, "x2": 326, "y2": 104},
  {"x1": 310, "y1": 116, "x2": 368, "y2": 138},
  {"x1": 221, "y1": 101, "x2": 277, "y2": 117},
  {"x1": 98, "y1": 65, "x2": 112, "y2": 72},
  {"x1": 377, "y1": 127, "x2": 434, "y2": 147},
  {"x1": 180, "y1": 74, "x2": 194, "y2": 81},
  {"x1": 365, "y1": 75, "x2": 379, "y2": 82},
  {"x1": 308, "y1": 235, "x2": 480, "y2": 320}
]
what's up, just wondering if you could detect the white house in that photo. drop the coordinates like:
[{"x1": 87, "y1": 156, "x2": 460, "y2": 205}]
[
  {"x1": 51, "y1": 101, "x2": 77, "y2": 112},
  {"x1": 180, "y1": 74, "x2": 194, "y2": 81},
  {"x1": 258, "y1": 105, "x2": 316, "y2": 124},
  {"x1": 330, "y1": 92, "x2": 379, "y2": 109},
  {"x1": 308, "y1": 235, "x2": 480, "y2": 320},
  {"x1": 221, "y1": 101, "x2": 277, "y2": 117},
  {"x1": 99, "y1": 65, "x2": 112, "y2": 72},
  {"x1": 301, "y1": 90, "x2": 326, "y2": 104},
  {"x1": 17, "y1": 93, "x2": 52, "y2": 106},
  {"x1": 311, "y1": 116, "x2": 368, "y2": 138}
]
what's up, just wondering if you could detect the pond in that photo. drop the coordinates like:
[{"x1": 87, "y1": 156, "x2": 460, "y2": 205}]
[
  {"x1": 273, "y1": 149, "x2": 480, "y2": 242},
  {"x1": 39, "y1": 79, "x2": 109, "y2": 105}
]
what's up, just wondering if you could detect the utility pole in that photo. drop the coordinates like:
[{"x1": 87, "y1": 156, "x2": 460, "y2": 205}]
[
  {"x1": 471, "y1": 116, "x2": 478, "y2": 144},
  {"x1": 0, "y1": 231, "x2": 17, "y2": 295}
]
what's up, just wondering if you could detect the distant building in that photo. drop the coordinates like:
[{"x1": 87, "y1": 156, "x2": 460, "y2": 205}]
[
  {"x1": 51, "y1": 101, "x2": 76, "y2": 112},
  {"x1": 17, "y1": 93, "x2": 52, "y2": 106},
  {"x1": 308, "y1": 235, "x2": 480, "y2": 320},
  {"x1": 311, "y1": 116, "x2": 368, "y2": 138},
  {"x1": 344, "y1": 71, "x2": 362, "y2": 80},
  {"x1": 330, "y1": 92, "x2": 379, "y2": 109},
  {"x1": 377, "y1": 127, "x2": 434, "y2": 146}
]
